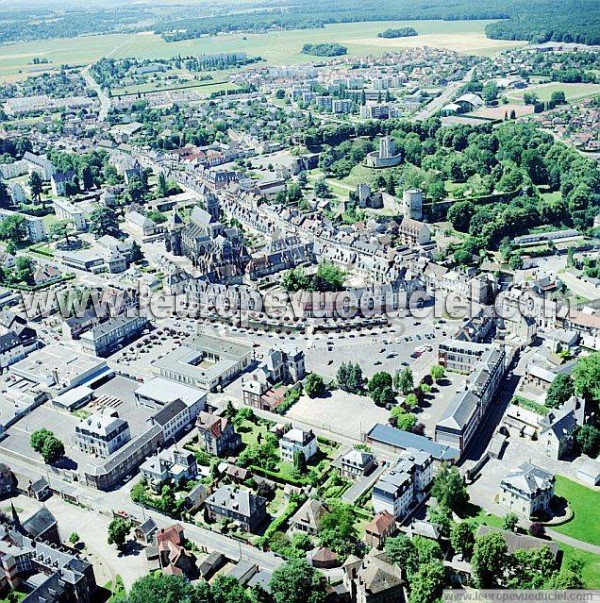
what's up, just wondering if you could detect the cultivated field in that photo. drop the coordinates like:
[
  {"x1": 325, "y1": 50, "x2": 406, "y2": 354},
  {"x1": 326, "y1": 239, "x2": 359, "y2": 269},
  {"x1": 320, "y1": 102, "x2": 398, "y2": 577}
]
[
  {"x1": 472, "y1": 103, "x2": 534, "y2": 119},
  {"x1": 506, "y1": 82, "x2": 600, "y2": 104},
  {"x1": 0, "y1": 19, "x2": 523, "y2": 83}
]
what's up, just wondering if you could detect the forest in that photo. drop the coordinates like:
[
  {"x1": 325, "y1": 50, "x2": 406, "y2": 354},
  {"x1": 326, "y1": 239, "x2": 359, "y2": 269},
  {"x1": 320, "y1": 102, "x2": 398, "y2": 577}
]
[{"x1": 155, "y1": 0, "x2": 599, "y2": 46}]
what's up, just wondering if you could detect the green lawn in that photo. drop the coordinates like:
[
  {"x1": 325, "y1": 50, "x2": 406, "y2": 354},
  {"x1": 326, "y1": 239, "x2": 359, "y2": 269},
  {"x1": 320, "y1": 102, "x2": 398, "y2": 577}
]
[
  {"x1": 557, "y1": 542, "x2": 600, "y2": 589},
  {"x1": 0, "y1": 19, "x2": 517, "y2": 82},
  {"x1": 457, "y1": 502, "x2": 505, "y2": 529},
  {"x1": 507, "y1": 82, "x2": 600, "y2": 104},
  {"x1": 552, "y1": 476, "x2": 600, "y2": 546}
]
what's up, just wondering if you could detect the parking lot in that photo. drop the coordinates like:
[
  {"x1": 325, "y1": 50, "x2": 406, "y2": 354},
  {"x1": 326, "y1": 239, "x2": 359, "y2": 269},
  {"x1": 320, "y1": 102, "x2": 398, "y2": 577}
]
[{"x1": 467, "y1": 432, "x2": 593, "y2": 516}]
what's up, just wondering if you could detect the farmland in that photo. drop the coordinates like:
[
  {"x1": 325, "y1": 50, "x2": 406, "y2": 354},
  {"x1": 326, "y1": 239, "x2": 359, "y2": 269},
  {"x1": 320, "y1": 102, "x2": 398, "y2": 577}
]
[
  {"x1": 0, "y1": 20, "x2": 523, "y2": 83},
  {"x1": 506, "y1": 82, "x2": 600, "y2": 104}
]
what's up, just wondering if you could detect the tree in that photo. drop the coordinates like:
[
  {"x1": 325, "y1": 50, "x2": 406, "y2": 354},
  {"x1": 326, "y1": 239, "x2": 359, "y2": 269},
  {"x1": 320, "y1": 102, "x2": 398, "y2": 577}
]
[
  {"x1": 450, "y1": 521, "x2": 475, "y2": 559},
  {"x1": 482, "y1": 81, "x2": 499, "y2": 104},
  {"x1": 529, "y1": 522, "x2": 546, "y2": 538},
  {"x1": 337, "y1": 362, "x2": 363, "y2": 393},
  {"x1": 472, "y1": 531, "x2": 507, "y2": 587},
  {"x1": 212, "y1": 575, "x2": 251, "y2": 603},
  {"x1": 573, "y1": 353, "x2": 600, "y2": 409},
  {"x1": 31, "y1": 429, "x2": 54, "y2": 453},
  {"x1": 368, "y1": 372, "x2": 394, "y2": 405},
  {"x1": 395, "y1": 367, "x2": 413, "y2": 395},
  {"x1": 447, "y1": 200, "x2": 475, "y2": 232},
  {"x1": 576, "y1": 424, "x2": 600, "y2": 458},
  {"x1": 90, "y1": 206, "x2": 120, "y2": 238},
  {"x1": 550, "y1": 91, "x2": 566, "y2": 105},
  {"x1": 293, "y1": 450, "x2": 307, "y2": 474},
  {"x1": 502, "y1": 513, "x2": 519, "y2": 532},
  {"x1": 0, "y1": 180, "x2": 10, "y2": 209},
  {"x1": 15, "y1": 256, "x2": 34, "y2": 283},
  {"x1": 430, "y1": 365, "x2": 445, "y2": 383},
  {"x1": 128, "y1": 573, "x2": 197, "y2": 603},
  {"x1": 313, "y1": 178, "x2": 331, "y2": 198},
  {"x1": 314, "y1": 262, "x2": 345, "y2": 292},
  {"x1": 130, "y1": 241, "x2": 144, "y2": 264},
  {"x1": 386, "y1": 534, "x2": 417, "y2": 573},
  {"x1": 49, "y1": 220, "x2": 72, "y2": 245},
  {"x1": 0, "y1": 214, "x2": 27, "y2": 245},
  {"x1": 41, "y1": 436, "x2": 65, "y2": 464},
  {"x1": 69, "y1": 532, "x2": 80, "y2": 544},
  {"x1": 523, "y1": 91, "x2": 539, "y2": 105},
  {"x1": 319, "y1": 502, "x2": 357, "y2": 555},
  {"x1": 304, "y1": 373, "x2": 325, "y2": 398},
  {"x1": 157, "y1": 172, "x2": 169, "y2": 198},
  {"x1": 28, "y1": 171, "x2": 43, "y2": 203},
  {"x1": 270, "y1": 559, "x2": 327, "y2": 603},
  {"x1": 404, "y1": 393, "x2": 419, "y2": 409},
  {"x1": 80, "y1": 165, "x2": 94, "y2": 191},
  {"x1": 287, "y1": 183, "x2": 303, "y2": 204},
  {"x1": 431, "y1": 464, "x2": 469, "y2": 512},
  {"x1": 408, "y1": 561, "x2": 446, "y2": 603},
  {"x1": 546, "y1": 373, "x2": 574, "y2": 408},
  {"x1": 390, "y1": 408, "x2": 417, "y2": 431},
  {"x1": 107, "y1": 518, "x2": 131, "y2": 550},
  {"x1": 428, "y1": 504, "x2": 452, "y2": 538}
]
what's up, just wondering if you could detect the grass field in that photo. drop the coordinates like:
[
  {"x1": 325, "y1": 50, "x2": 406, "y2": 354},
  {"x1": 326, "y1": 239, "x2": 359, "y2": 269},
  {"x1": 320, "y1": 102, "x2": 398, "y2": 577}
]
[
  {"x1": 558, "y1": 542, "x2": 600, "y2": 589},
  {"x1": 0, "y1": 20, "x2": 522, "y2": 83},
  {"x1": 506, "y1": 82, "x2": 600, "y2": 104},
  {"x1": 552, "y1": 476, "x2": 600, "y2": 546}
]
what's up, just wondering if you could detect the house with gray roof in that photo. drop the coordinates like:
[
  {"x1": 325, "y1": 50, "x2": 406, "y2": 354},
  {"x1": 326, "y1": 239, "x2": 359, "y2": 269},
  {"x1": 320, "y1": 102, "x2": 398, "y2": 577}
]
[
  {"x1": 205, "y1": 486, "x2": 267, "y2": 533},
  {"x1": 342, "y1": 548, "x2": 404, "y2": 603},
  {"x1": 499, "y1": 462, "x2": 555, "y2": 518}
]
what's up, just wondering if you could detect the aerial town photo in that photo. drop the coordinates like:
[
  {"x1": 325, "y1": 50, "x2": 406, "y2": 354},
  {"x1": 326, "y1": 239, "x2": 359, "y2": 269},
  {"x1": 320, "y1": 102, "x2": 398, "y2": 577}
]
[{"x1": 0, "y1": 0, "x2": 598, "y2": 602}]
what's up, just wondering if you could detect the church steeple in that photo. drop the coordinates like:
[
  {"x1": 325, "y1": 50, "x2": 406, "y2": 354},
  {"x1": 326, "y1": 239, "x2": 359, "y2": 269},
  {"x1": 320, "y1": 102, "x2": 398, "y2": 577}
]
[{"x1": 10, "y1": 502, "x2": 22, "y2": 531}]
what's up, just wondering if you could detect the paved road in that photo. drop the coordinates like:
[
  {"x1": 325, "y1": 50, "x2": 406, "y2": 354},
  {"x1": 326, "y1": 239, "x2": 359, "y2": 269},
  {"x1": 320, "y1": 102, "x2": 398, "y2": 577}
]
[
  {"x1": 82, "y1": 65, "x2": 111, "y2": 122},
  {"x1": 546, "y1": 529, "x2": 600, "y2": 555},
  {"x1": 0, "y1": 452, "x2": 284, "y2": 573},
  {"x1": 412, "y1": 67, "x2": 475, "y2": 121}
]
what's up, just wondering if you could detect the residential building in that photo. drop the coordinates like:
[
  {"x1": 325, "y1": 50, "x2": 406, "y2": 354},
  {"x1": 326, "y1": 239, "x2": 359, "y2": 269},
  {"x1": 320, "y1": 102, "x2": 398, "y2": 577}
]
[
  {"x1": 0, "y1": 510, "x2": 96, "y2": 603},
  {"x1": 499, "y1": 462, "x2": 555, "y2": 518},
  {"x1": 53, "y1": 198, "x2": 87, "y2": 231},
  {"x1": 149, "y1": 398, "x2": 196, "y2": 442},
  {"x1": 205, "y1": 486, "x2": 267, "y2": 533},
  {"x1": 140, "y1": 449, "x2": 198, "y2": 492},
  {"x1": 150, "y1": 525, "x2": 197, "y2": 578},
  {"x1": 0, "y1": 464, "x2": 14, "y2": 498},
  {"x1": 366, "y1": 424, "x2": 459, "y2": 463},
  {"x1": 340, "y1": 449, "x2": 377, "y2": 480},
  {"x1": 23, "y1": 152, "x2": 55, "y2": 180},
  {"x1": 289, "y1": 499, "x2": 329, "y2": 535},
  {"x1": 435, "y1": 346, "x2": 506, "y2": 454},
  {"x1": 75, "y1": 411, "x2": 131, "y2": 458},
  {"x1": 372, "y1": 449, "x2": 434, "y2": 520},
  {"x1": 0, "y1": 210, "x2": 47, "y2": 243},
  {"x1": 79, "y1": 315, "x2": 148, "y2": 356},
  {"x1": 279, "y1": 427, "x2": 317, "y2": 463},
  {"x1": 51, "y1": 170, "x2": 77, "y2": 196},
  {"x1": 397, "y1": 218, "x2": 431, "y2": 247},
  {"x1": 196, "y1": 411, "x2": 242, "y2": 456},
  {"x1": 539, "y1": 396, "x2": 586, "y2": 460},
  {"x1": 342, "y1": 548, "x2": 404, "y2": 603},
  {"x1": 364, "y1": 511, "x2": 396, "y2": 550}
]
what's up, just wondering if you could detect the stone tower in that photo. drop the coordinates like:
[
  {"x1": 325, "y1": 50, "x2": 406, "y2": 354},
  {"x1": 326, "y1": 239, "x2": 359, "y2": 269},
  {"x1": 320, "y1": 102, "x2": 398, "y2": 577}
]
[{"x1": 402, "y1": 188, "x2": 423, "y2": 220}]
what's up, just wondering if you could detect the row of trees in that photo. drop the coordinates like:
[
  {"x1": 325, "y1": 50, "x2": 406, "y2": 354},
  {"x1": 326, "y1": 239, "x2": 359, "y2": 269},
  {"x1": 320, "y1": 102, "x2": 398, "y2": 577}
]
[{"x1": 125, "y1": 558, "x2": 326, "y2": 603}]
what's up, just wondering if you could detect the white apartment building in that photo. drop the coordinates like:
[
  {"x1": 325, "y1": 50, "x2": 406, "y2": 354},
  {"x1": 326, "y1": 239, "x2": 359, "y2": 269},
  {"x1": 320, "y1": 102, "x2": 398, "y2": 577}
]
[
  {"x1": 279, "y1": 428, "x2": 317, "y2": 463},
  {"x1": 75, "y1": 411, "x2": 131, "y2": 458}
]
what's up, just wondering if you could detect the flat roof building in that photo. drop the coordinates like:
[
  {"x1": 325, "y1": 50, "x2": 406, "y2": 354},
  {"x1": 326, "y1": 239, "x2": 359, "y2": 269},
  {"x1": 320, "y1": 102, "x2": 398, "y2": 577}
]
[{"x1": 152, "y1": 333, "x2": 252, "y2": 391}]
